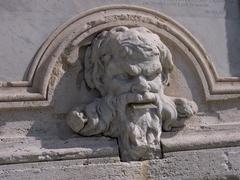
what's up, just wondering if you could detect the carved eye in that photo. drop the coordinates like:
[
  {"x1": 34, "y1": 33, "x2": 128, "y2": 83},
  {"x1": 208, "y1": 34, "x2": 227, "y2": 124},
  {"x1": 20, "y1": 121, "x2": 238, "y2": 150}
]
[
  {"x1": 114, "y1": 74, "x2": 134, "y2": 80},
  {"x1": 101, "y1": 54, "x2": 111, "y2": 62},
  {"x1": 146, "y1": 72, "x2": 160, "y2": 81}
]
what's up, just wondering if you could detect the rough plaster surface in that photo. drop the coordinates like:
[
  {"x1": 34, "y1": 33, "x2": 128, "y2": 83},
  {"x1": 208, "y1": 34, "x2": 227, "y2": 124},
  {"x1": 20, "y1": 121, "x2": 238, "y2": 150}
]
[{"x1": 0, "y1": 147, "x2": 240, "y2": 180}]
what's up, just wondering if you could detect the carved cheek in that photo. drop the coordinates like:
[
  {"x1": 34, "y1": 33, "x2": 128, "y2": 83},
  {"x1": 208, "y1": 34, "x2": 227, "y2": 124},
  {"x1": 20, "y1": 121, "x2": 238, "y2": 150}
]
[
  {"x1": 110, "y1": 79, "x2": 133, "y2": 95},
  {"x1": 149, "y1": 77, "x2": 163, "y2": 93}
]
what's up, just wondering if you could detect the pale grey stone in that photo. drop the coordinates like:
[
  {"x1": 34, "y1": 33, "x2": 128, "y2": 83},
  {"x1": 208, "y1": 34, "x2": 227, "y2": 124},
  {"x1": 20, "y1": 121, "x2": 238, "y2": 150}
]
[
  {"x1": 67, "y1": 26, "x2": 197, "y2": 161},
  {"x1": 0, "y1": 137, "x2": 118, "y2": 165},
  {"x1": 0, "y1": 0, "x2": 239, "y2": 81},
  {"x1": 0, "y1": 1, "x2": 239, "y2": 179},
  {"x1": 0, "y1": 147, "x2": 239, "y2": 180}
]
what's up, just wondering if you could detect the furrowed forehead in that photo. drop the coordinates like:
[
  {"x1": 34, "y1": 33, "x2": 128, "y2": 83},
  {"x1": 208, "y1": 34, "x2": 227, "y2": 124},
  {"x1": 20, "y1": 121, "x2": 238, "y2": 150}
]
[
  {"x1": 106, "y1": 28, "x2": 161, "y2": 58},
  {"x1": 121, "y1": 55, "x2": 162, "y2": 75},
  {"x1": 112, "y1": 43, "x2": 160, "y2": 62}
]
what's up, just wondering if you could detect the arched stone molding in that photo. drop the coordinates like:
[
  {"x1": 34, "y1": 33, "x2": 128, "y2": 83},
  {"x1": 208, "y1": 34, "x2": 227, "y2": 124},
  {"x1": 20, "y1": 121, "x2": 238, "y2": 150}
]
[{"x1": 0, "y1": 5, "x2": 239, "y2": 109}]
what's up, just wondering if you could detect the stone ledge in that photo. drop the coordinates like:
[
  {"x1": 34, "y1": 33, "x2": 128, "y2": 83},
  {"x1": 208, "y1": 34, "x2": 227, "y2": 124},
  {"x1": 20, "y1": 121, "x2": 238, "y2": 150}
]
[
  {"x1": 1, "y1": 129, "x2": 240, "y2": 165},
  {"x1": 0, "y1": 137, "x2": 119, "y2": 165},
  {"x1": 0, "y1": 147, "x2": 240, "y2": 179},
  {"x1": 161, "y1": 129, "x2": 240, "y2": 153}
]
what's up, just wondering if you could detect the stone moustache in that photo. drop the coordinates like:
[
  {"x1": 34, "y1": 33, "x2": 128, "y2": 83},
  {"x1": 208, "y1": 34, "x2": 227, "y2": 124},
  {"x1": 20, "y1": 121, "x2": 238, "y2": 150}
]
[{"x1": 67, "y1": 26, "x2": 198, "y2": 161}]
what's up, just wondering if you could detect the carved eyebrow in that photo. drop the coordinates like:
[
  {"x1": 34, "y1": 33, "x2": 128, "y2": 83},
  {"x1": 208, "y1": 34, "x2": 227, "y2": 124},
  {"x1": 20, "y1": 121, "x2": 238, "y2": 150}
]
[
  {"x1": 127, "y1": 65, "x2": 141, "y2": 76},
  {"x1": 143, "y1": 66, "x2": 162, "y2": 76}
]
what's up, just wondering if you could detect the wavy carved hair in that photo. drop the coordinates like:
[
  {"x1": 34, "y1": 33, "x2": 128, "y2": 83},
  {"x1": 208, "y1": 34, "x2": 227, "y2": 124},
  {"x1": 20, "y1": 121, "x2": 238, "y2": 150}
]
[{"x1": 84, "y1": 26, "x2": 174, "y2": 95}]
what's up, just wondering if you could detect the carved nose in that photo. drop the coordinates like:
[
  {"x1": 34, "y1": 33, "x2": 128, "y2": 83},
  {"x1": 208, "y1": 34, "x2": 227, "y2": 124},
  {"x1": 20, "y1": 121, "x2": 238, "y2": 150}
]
[{"x1": 131, "y1": 76, "x2": 150, "y2": 93}]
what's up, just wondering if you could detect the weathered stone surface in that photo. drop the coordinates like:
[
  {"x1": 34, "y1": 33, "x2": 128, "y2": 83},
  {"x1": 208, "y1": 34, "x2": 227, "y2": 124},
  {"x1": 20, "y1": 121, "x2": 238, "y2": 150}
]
[
  {"x1": 0, "y1": 147, "x2": 240, "y2": 179},
  {"x1": 67, "y1": 26, "x2": 197, "y2": 161},
  {"x1": 0, "y1": 0, "x2": 239, "y2": 81},
  {"x1": 0, "y1": 3, "x2": 239, "y2": 163},
  {"x1": 161, "y1": 129, "x2": 240, "y2": 153},
  {"x1": 0, "y1": 1, "x2": 240, "y2": 178},
  {"x1": 0, "y1": 137, "x2": 118, "y2": 165}
]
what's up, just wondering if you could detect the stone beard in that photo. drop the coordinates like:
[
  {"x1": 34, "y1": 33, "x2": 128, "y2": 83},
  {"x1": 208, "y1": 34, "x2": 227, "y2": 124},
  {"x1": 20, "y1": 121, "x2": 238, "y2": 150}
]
[{"x1": 67, "y1": 26, "x2": 197, "y2": 161}]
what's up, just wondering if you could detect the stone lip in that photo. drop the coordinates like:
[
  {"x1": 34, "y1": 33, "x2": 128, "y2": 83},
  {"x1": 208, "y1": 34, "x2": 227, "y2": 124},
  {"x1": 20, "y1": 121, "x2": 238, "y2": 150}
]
[
  {"x1": 161, "y1": 129, "x2": 240, "y2": 153},
  {"x1": 0, "y1": 137, "x2": 119, "y2": 165},
  {"x1": 0, "y1": 147, "x2": 240, "y2": 179},
  {"x1": 1, "y1": 128, "x2": 240, "y2": 165}
]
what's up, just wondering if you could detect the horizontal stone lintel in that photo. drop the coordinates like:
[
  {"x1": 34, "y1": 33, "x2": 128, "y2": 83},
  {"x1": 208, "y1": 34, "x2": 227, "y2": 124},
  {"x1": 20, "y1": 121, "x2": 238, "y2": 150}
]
[
  {"x1": 0, "y1": 147, "x2": 240, "y2": 179},
  {"x1": 161, "y1": 129, "x2": 240, "y2": 153},
  {"x1": 0, "y1": 128, "x2": 240, "y2": 165},
  {"x1": 0, "y1": 137, "x2": 119, "y2": 165}
]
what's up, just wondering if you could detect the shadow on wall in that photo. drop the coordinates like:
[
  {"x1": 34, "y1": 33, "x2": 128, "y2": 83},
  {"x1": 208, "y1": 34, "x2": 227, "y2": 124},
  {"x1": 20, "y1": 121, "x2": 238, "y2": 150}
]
[
  {"x1": 26, "y1": 63, "x2": 84, "y2": 145},
  {"x1": 25, "y1": 47, "x2": 100, "y2": 149},
  {"x1": 225, "y1": 0, "x2": 240, "y2": 77}
]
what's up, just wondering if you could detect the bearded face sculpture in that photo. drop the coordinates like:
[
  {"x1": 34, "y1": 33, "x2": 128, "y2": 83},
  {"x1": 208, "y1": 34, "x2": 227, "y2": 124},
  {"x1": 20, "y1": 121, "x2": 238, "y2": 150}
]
[{"x1": 67, "y1": 26, "x2": 197, "y2": 161}]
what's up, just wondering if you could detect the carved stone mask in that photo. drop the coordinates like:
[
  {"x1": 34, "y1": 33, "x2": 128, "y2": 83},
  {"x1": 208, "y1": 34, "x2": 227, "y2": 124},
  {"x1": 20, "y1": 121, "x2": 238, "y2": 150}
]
[
  {"x1": 67, "y1": 26, "x2": 198, "y2": 161},
  {"x1": 84, "y1": 26, "x2": 174, "y2": 96}
]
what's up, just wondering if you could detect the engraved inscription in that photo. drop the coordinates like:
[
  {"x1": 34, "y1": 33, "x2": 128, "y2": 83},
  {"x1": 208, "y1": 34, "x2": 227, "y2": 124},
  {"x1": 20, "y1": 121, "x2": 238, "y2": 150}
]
[{"x1": 142, "y1": 0, "x2": 239, "y2": 18}]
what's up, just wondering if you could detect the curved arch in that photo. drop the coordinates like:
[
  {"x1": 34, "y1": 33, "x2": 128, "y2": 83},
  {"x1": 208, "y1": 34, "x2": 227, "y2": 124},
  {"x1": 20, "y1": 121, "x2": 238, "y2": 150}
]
[{"x1": 1, "y1": 5, "x2": 239, "y2": 109}]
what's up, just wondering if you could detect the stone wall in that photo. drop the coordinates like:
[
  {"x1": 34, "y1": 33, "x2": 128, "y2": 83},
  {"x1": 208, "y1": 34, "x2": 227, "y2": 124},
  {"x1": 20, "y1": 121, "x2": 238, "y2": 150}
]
[{"x1": 0, "y1": 0, "x2": 240, "y2": 179}]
